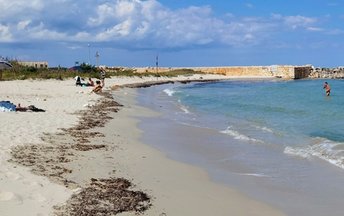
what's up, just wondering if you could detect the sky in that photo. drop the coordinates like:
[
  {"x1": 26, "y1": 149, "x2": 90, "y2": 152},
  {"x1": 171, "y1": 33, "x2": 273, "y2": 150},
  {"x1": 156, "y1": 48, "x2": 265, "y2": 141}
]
[{"x1": 1, "y1": 0, "x2": 344, "y2": 68}]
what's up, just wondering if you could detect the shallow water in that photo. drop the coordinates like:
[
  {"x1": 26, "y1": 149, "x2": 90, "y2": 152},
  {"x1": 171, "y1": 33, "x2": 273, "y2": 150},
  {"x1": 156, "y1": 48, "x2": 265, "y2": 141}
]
[{"x1": 137, "y1": 79, "x2": 344, "y2": 216}]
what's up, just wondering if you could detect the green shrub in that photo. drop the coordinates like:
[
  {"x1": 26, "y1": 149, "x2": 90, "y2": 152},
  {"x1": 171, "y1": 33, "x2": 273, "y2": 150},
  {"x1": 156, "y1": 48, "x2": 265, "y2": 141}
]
[{"x1": 0, "y1": 64, "x2": 203, "y2": 81}]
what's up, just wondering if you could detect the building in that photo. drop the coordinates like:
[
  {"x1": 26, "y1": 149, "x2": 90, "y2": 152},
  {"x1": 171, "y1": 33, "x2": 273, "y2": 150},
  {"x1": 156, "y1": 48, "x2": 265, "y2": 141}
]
[{"x1": 18, "y1": 61, "x2": 48, "y2": 69}]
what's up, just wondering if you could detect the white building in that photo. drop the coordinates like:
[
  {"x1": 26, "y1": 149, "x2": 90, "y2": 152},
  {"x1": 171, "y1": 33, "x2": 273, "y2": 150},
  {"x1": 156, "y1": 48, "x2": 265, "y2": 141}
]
[{"x1": 18, "y1": 61, "x2": 48, "y2": 68}]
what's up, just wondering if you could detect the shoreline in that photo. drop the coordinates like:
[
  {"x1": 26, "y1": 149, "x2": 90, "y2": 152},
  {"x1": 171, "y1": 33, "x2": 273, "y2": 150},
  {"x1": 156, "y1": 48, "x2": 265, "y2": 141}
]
[
  {"x1": 0, "y1": 74, "x2": 284, "y2": 215},
  {"x1": 107, "y1": 86, "x2": 285, "y2": 216}
]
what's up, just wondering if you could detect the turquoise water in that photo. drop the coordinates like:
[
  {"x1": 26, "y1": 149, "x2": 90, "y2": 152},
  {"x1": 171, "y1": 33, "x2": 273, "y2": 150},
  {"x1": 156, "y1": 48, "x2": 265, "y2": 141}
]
[
  {"x1": 172, "y1": 79, "x2": 344, "y2": 168},
  {"x1": 137, "y1": 79, "x2": 344, "y2": 215}
]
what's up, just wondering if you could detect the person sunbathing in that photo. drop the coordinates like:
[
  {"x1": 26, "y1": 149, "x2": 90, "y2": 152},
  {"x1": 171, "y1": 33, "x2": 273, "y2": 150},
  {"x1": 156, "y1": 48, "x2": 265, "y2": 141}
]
[{"x1": 16, "y1": 103, "x2": 45, "y2": 112}]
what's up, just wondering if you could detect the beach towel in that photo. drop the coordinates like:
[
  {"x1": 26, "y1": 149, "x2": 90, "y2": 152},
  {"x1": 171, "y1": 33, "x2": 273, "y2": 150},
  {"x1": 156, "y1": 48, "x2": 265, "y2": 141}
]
[{"x1": 0, "y1": 101, "x2": 16, "y2": 112}]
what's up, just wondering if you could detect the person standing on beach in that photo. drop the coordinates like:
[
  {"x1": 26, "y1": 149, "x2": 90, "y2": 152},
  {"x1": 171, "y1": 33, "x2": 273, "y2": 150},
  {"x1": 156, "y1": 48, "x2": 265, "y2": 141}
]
[
  {"x1": 100, "y1": 68, "x2": 106, "y2": 87},
  {"x1": 323, "y1": 81, "x2": 331, "y2": 96}
]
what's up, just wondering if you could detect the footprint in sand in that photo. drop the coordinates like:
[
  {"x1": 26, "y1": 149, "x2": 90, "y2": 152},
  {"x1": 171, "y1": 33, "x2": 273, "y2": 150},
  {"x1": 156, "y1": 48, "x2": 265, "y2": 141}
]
[
  {"x1": 24, "y1": 181, "x2": 41, "y2": 187},
  {"x1": 5, "y1": 172, "x2": 23, "y2": 181},
  {"x1": 0, "y1": 191, "x2": 23, "y2": 204},
  {"x1": 29, "y1": 193, "x2": 47, "y2": 202}
]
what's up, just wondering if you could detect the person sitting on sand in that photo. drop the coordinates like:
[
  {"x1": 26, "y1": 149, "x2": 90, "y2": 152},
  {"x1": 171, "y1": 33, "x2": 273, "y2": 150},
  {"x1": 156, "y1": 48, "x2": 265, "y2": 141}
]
[
  {"x1": 86, "y1": 78, "x2": 94, "y2": 87},
  {"x1": 323, "y1": 81, "x2": 331, "y2": 96},
  {"x1": 83, "y1": 78, "x2": 94, "y2": 87},
  {"x1": 75, "y1": 76, "x2": 83, "y2": 86},
  {"x1": 91, "y1": 80, "x2": 103, "y2": 93}
]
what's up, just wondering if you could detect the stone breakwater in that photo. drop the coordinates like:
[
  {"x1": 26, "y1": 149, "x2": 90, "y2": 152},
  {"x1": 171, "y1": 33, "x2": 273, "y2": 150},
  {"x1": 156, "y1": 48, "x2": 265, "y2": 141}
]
[
  {"x1": 134, "y1": 65, "x2": 312, "y2": 79},
  {"x1": 309, "y1": 67, "x2": 344, "y2": 79}
]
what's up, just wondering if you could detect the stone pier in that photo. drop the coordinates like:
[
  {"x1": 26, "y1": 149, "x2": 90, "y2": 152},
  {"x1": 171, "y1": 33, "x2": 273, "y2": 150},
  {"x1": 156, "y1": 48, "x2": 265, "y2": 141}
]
[{"x1": 134, "y1": 65, "x2": 312, "y2": 79}]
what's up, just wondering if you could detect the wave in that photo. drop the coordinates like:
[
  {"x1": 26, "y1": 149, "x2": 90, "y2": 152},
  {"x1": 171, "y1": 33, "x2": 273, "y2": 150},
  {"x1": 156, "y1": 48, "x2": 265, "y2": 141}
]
[
  {"x1": 233, "y1": 172, "x2": 271, "y2": 178},
  {"x1": 174, "y1": 99, "x2": 191, "y2": 114},
  {"x1": 284, "y1": 138, "x2": 344, "y2": 169},
  {"x1": 162, "y1": 88, "x2": 190, "y2": 114},
  {"x1": 253, "y1": 125, "x2": 274, "y2": 133},
  {"x1": 179, "y1": 105, "x2": 190, "y2": 114},
  {"x1": 220, "y1": 126, "x2": 263, "y2": 143},
  {"x1": 163, "y1": 88, "x2": 176, "y2": 96}
]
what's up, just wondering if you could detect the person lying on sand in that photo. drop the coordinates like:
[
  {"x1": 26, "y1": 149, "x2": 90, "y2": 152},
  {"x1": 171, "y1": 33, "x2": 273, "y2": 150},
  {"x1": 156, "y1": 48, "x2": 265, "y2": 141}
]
[{"x1": 16, "y1": 103, "x2": 46, "y2": 112}]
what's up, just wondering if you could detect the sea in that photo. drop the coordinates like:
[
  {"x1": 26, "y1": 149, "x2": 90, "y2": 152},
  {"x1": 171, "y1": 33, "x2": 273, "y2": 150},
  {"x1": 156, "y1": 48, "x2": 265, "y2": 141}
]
[{"x1": 137, "y1": 79, "x2": 344, "y2": 216}]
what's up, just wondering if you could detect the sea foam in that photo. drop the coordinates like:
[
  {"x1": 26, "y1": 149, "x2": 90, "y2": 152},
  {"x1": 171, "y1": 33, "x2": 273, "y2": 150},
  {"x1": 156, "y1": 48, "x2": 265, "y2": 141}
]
[
  {"x1": 179, "y1": 105, "x2": 190, "y2": 114},
  {"x1": 163, "y1": 88, "x2": 175, "y2": 96},
  {"x1": 220, "y1": 126, "x2": 262, "y2": 143},
  {"x1": 233, "y1": 172, "x2": 271, "y2": 178},
  {"x1": 284, "y1": 138, "x2": 344, "y2": 169},
  {"x1": 253, "y1": 125, "x2": 274, "y2": 133}
]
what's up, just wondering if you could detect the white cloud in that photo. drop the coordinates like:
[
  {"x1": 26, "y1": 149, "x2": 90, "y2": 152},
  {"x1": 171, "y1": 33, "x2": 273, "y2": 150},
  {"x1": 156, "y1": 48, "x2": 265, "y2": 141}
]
[
  {"x1": 74, "y1": 32, "x2": 91, "y2": 41},
  {"x1": 282, "y1": 15, "x2": 317, "y2": 29},
  {"x1": 307, "y1": 27, "x2": 323, "y2": 32},
  {"x1": 87, "y1": 1, "x2": 222, "y2": 47},
  {"x1": 0, "y1": 0, "x2": 44, "y2": 19},
  {"x1": 0, "y1": 24, "x2": 12, "y2": 42},
  {"x1": 88, "y1": 3, "x2": 117, "y2": 27},
  {"x1": 95, "y1": 19, "x2": 133, "y2": 41},
  {"x1": 17, "y1": 20, "x2": 32, "y2": 30},
  {"x1": 23, "y1": 22, "x2": 67, "y2": 40},
  {"x1": 0, "y1": 0, "x2": 328, "y2": 50},
  {"x1": 29, "y1": 28, "x2": 67, "y2": 40},
  {"x1": 114, "y1": 0, "x2": 138, "y2": 17}
]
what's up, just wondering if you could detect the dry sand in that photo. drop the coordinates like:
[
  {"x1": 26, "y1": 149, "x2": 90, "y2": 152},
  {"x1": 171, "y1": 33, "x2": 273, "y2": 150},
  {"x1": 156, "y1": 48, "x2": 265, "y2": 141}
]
[
  {"x1": 0, "y1": 79, "x2": 101, "y2": 215},
  {"x1": 0, "y1": 74, "x2": 285, "y2": 216}
]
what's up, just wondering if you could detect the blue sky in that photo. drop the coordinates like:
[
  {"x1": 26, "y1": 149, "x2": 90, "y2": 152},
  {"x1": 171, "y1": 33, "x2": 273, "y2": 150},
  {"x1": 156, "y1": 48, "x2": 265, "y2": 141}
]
[{"x1": 0, "y1": 0, "x2": 344, "y2": 67}]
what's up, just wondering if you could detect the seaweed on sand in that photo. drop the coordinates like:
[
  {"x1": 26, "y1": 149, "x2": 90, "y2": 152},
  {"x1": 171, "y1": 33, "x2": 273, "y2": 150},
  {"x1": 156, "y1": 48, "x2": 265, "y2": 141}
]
[
  {"x1": 54, "y1": 178, "x2": 151, "y2": 216},
  {"x1": 9, "y1": 91, "x2": 151, "y2": 215}
]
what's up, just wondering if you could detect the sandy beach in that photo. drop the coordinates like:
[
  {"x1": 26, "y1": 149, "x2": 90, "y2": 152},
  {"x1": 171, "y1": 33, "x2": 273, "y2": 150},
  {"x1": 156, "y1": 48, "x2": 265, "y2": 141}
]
[{"x1": 0, "y1": 74, "x2": 284, "y2": 215}]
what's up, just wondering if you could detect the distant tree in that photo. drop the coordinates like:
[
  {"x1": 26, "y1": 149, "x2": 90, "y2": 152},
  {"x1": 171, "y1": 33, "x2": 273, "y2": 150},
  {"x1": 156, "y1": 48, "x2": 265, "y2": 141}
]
[{"x1": 79, "y1": 62, "x2": 97, "y2": 72}]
